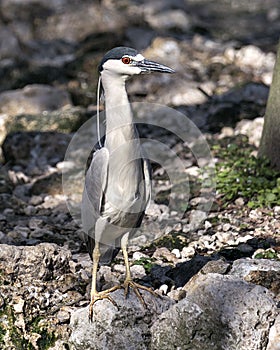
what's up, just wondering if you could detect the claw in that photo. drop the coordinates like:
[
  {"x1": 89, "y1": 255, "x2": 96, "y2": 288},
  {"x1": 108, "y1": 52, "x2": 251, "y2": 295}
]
[
  {"x1": 88, "y1": 286, "x2": 120, "y2": 321},
  {"x1": 121, "y1": 279, "x2": 159, "y2": 308}
]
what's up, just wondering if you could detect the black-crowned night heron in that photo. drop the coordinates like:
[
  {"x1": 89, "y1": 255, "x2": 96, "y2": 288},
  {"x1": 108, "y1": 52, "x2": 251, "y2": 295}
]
[{"x1": 81, "y1": 46, "x2": 174, "y2": 320}]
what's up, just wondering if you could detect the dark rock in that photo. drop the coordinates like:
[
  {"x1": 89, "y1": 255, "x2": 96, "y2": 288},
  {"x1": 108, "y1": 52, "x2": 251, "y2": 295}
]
[
  {"x1": 166, "y1": 255, "x2": 215, "y2": 287},
  {"x1": 2, "y1": 131, "x2": 72, "y2": 174},
  {"x1": 31, "y1": 172, "x2": 63, "y2": 195}
]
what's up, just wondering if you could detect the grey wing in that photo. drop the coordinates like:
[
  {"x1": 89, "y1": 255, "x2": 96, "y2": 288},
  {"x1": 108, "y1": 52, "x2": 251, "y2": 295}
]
[
  {"x1": 81, "y1": 148, "x2": 109, "y2": 254},
  {"x1": 143, "y1": 157, "x2": 152, "y2": 208},
  {"x1": 129, "y1": 157, "x2": 152, "y2": 240}
]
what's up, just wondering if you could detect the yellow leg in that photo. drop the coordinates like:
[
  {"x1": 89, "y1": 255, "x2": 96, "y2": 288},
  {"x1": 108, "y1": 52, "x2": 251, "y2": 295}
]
[
  {"x1": 88, "y1": 241, "x2": 119, "y2": 321},
  {"x1": 121, "y1": 233, "x2": 158, "y2": 307}
]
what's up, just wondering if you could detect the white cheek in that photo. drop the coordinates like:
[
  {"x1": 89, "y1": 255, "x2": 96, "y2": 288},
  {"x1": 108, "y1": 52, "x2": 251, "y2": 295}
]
[
  {"x1": 103, "y1": 59, "x2": 141, "y2": 75},
  {"x1": 133, "y1": 54, "x2": 145, "y2": 62}
]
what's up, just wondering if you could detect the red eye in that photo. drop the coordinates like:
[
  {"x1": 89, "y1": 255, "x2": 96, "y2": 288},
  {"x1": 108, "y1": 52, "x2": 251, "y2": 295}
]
[{"x1": 121, "y1": 56, "x2": 131, "y2": 64}]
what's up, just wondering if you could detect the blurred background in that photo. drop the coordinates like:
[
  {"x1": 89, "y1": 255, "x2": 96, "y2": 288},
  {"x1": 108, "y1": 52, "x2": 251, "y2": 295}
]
[
  {"x1": 0, "y1": 0, "x2": 279, "y2": 265},
  {"x1": 0, "y1": 1, "x2": 280, "y2": 348}
]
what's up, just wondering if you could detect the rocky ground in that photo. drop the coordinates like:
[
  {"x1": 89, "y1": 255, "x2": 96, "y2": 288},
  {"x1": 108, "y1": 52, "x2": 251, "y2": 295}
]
[{"x1": 0, "y1": 0, "x2": 279, "y2": 349}]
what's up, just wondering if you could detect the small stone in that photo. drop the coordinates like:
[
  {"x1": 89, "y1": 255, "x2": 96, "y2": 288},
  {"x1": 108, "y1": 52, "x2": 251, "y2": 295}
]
[
  {"x1": 159, "y1": 284, "x2": 168, "y2": 295},
  {"x1": 181, "y1": 246, "x2": 195, "y2": 259},
  {"x1": 235, "y1": 197, "x2": 245, "y2": 207},
  {"x1": 204, "y1": 220, "x2": 212, "y2": 230},
  {"x1": 0, "y1": 214, "x2": 6, "y2": 221},
  {"x1": 189, "y1": 210, "x2": 207, "y2": 229},
  {"x1": 24, "y1": 205, "x2": 37, "y2": 216},
  {"x1": 28, "y1": 218, "x2": 43, "y2": 229},
  {"x1": 30, "y1": 229, "x2": 52, "y2": 238},
  {"x1": 112, "y1": 264, "x2": 126, "y2": 274},
  {"x1": 222, "y1": 223, "x2": 231, "y2": 232},
  {"x1": 237, "y1": 244, "x2": 254, "y2": 254},
  {"x1": 79, "y1": 269, "x2": 90, "y2": 282},
  {"x1": 236, "y1": 234, "x2": 254, "y2": 244},
  {"x1": 130, "y1": 265, "x2": 146, "y2": 279},
  {"x1": 3, "y1": 208, "x2": 14, "y2": 215},
  {"x1": 14, "y1": 225, "x2": 30, "y2": 238},
  {"x1": 220, "y1": 127, "x2": 234, "y2": 137},
  {"x1": 13, "y1": 297, "x2": 25, "y2": 313},
  {"x1": 132, "y1": 252, "x2": 149, "y2": 261},
  {"x1": 7, "y1": 230, "x2": 22, "y2": 239},
  {"x1": 57, "y1": 310, "x2": 70, "y2": 324},
  {"x1": 167, "y1": 288, "x2": 186, "y2": 301},
  {"x1": 274, "y1": 206, "x2": 280, "y2": 213},
  {"x1": 153, "y1": 247, "x2": 178, "y2": 263},
  {"x1": 201, "y1": 260, "x2": 230, "y2": 275},
  {"x1": 171, "y1": 249, "x2": 181, "y2": 259},
  {"x1": 29, "y1": 195, "x2": 43, "y2": 206},
  {"x1": 249, "y1": 209, "x2": 262, "y2": 219}
]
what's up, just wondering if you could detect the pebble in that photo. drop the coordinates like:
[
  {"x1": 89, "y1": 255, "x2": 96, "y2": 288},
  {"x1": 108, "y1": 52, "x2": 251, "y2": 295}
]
[
  {"x1": 222, "y1": 223, "x2": 232, "y2": 232},
  {"x1": 171, "y1": 249, "x2": 181, "y2": 259},
  {"x1": 3, "y1": 208, "x2": 14, "y2": 215},
  {"x1": 189, "y1": 210, "x2": 207, "y2": 228},
  {"x1": 29, "y1": 195, "x2": 43, "y2": 206},
  {"x1": 132, "y1": 252, "x2": 149, "y2": 261},
  {"x1": 28, "y1": 218, "x2": 43, "y2": 229},
  {"x1": 204, "y1": 220, "x2": 212, "y2": 230},
  {"x1": 30, "y1": 229, "x2": 53, "y2": 239},
  {"x1": 0, "y1": 231, "x2": 5, "y2": 240},
  {"x1": 56, "y1": 310, "x2": 70, "y2": 324},
  {"x1": 181, "y1": 246, "x2": 195, "y2": 259},
  {"x1": 153, "y1": 247, "x2": 178, "y2": 263},
  {"x1": 274, "y1": 206, "x2": 280, "y2": 213},
  {"x1": 13, "y1": 297, "x2": 25, "y2": 313},
  {"x1": 235, "y1": 197, "x2": 245, "y2": 206},
  {"x1": 112, "y1": 264, "x2": 126, "y2": 274},
  {"x1": 14, "y1": 225, "x2": 30, "y2": 238},
  {"x1": 237, "y1": 243, "x2": 254, "y2": 254},
  {"x1": 167, "y1": 288, "x2": 186, "y2": 301},
  {"x1": 7, "y1": 230, "x2": 23, "y2": 239},
  {"x1": 215, "y1": 231, "x2": 233, "y2": 244},
  {"x1": 24, "y1": 205, "x2": 37, "y2": 216},
  {"x1": 236, "y1": 235, "x2": 254, "y2": 244},
  {"x1": 159, "y1": 284, "x2": 168, "y2": 295},
  {"x1": 249, "y1": 209, "x2": 263, "y2": 219},
  {"x1": 0, "y1": 214, "x2": 6, "y2": 221},
  {"x1": 130, "y1": 265, "x2": 146, "y2": 279}
]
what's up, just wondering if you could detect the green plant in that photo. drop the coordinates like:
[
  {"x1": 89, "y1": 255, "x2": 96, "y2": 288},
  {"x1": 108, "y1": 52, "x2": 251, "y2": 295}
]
[
  {"x1": 254, "y1": 249, "x2": 279, "y2": 260},
  {"x1": 132, "y1": 257, "x2": 156, "y2": 274},
  {"x1": 213, "y1": 137, "x2": 280, "y2": 208}
]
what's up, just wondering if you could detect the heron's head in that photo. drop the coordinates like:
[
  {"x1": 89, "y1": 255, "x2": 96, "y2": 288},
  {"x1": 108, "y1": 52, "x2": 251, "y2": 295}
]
[{"x1": 98, "y1": 46, "x2": 175, "y2": 77}]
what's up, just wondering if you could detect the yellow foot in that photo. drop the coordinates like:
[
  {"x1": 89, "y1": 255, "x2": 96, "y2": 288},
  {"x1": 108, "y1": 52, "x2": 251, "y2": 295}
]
[
  {"x1": 88, "y1": 286, "x2": 120, "y2": 321},
  {"x1": 122, "y1": 279, "x2": 159, "y2": 307}
]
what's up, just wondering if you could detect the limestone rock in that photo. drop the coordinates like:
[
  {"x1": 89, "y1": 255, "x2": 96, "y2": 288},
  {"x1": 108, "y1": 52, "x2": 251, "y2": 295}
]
[
  {"x1": 267, "y1": 314, "x2": 280, "y2": 350},
  {"x1": 230, "y1": 258, "x2": 280, "y2": 278},
  {"x1": 0, "y1": 84, "x2": 71, "y2": 117},
  {"x1": 69, "y1": 290, "x2": 174, "y2": 350},
  {"x1": 151, "y1": 273, "x2": 278, "y2": 350},
  {"x1": 0, "y1": 243, "x2": 71, "y2": 280}
]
